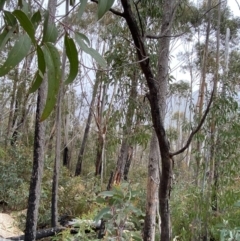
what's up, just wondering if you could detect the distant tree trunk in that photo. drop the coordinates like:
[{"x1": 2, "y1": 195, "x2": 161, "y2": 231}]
[
  {"x1": 109, "y1": 73, "x2": 137, "y2": 187},
  {"x1": 63, "y1": 93, "x2": 71, "y2": 168},
  {"x1": 95, "y1": 81, "x2": 107, "y2": 176},
  {"x1": 143, "y1": 131, "x2": 160, "y2": 241},
  {"x1": 11, "y1": 55, "x2": 33, "y2": 146},
  {"x1": 51, "y1": 0, "x2": 66, "y2": 227},
  {"x1": 25, "y1": 0, "x2": 57, "y2": 239},
  {"x1": 210, "y1": 1, "x2": 220, "y2": 215},
  {"x1": 123, "y1": 146, "x2": 133, "y2": 181},
  {"x1": 75, "y1": 78, "x2": 100, "y2": 176},
  {"x1": 6, "y1": 71, "x2": 17, "y2": 146},
  {"x1": 195, "y1": 0, "x2": 211, "y2": 186}
]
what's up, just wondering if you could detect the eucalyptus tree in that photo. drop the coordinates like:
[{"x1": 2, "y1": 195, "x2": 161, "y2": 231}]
[
  {"x1": 25, "y1": 1, "x2": 58, "y2": 239},
  {"x1": 0, "y1": 1, "x2": 108, "y2": 240}
]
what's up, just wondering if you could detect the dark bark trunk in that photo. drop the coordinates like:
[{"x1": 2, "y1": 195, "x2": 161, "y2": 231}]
[
  {"x1": 25, "y1": 1, "x2": 57, "y2": 239},
  {"x1": 51, "y1": 0, "x2": 66, "y2": 227},
  {"x1": 119, "y1": 1, "x2": 176, "y2": 240},
  {"x1": 24, "y1": 80, "x2": 47, "y2": 241},
  {"x1": 123, "y1": 146, "x2": 133, "y2": 181},
  {"x1": 95, "y1": 134, "x2": 104, "y2": 176},
  {"x1": 75, "y1": 78, "x2": 100, "y2": 176},
  {"x1": 63, "y1": 145, "x2": 69, "y2": 167}
]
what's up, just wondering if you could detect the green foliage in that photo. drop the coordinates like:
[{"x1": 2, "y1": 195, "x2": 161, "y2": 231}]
[
  {"x1": 97, "y1": 0, "x2": 115, "y2": 20},
  {"x1": 13, "y1": 10, "x2": 36, "y2": 44},
  {"x1": 94, "y1": 183, "x2": 144, "y2": 240},
  {"x1": 75, "y1": 32, "x2": 107, "y2": 68},
  {"x1": 42, "y1": 10, "x2": 58, "y2": 43},
  {"x1": 64, "y1": 34, "x2": 79, "y2": 84},
  {"x1": 40, "y1": 43, "x2": 61, "y2": 121},
  {"x1": 0, "y1": 34, "x2": 31, "y2": 77},
  {"x1": 29, "y1": 45, "x2": 46, "y2": 93},
  {"x1": 77, "y1": 0, "x2": 88, "y2": 19},
  {"x1": 0, "y1": 145, "x2": 32, "y2": 211},
  {"x1": 0, "y1": 1, "x2": 108, "y2": 121}
]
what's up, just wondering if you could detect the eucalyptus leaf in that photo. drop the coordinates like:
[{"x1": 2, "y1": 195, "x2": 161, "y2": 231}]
[
  {"x1": 75, "y1": 32, "x2": 90, "y2": 45},
  {"x1": 31, "y1": 11, "x2": 41, "y2": 30},
  {"x1": 4, "y1": 11, "x2": 17, "y2": 27},
  {"x1": 64, "y1": 34, "x2": 79, "y2": 84},
  {"x1": 97, "y1": 0, "x2": 115, "y2": 20},
  {"x1": 29, "y1": 72, "x2": 43, "y2": 93},
  {"x1": 0, "y1": 28, "x2": 15, "y2": 51},
  {"x1": 0, "y1": 0, "x2": 6, "y2": 10},
  {"x1": 29, "y1": 45, "x2": 46, "y2": 93},
  {"x1": 42, "y1": 11, "x2": 58, "y2": 43},
  {"x1": 78, "y1": 0, "x2": 88, "y2": 19},
  {"x1": 94, "y1": 207, "x2": 111, "y2": 223},
  {"x1": 13, "y1": 10, "x2": 36, "y2": 44},
  {"x1": 75, "y1": 33, "x2": 107, "y2": 68},
  {"x1": 99, "y1": 191, "x2": 114, "y2": 197},
  {"x1": 0, "y1": 34, "x2": 31, "y2": 77},
  {"x1": 40, "y1": 43, "x2": 61, "y2": 121}
]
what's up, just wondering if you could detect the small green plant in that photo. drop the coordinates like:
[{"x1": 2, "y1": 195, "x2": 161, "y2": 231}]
[
  {"x1": 94, "y1": 182, "x2": 144, "y2": 241},
  {"x1": 217, "y1": 220, "x2": 240, "y2": 241}
]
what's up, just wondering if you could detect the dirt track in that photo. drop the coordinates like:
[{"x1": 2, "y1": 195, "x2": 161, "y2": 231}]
[{"x1": 0, "y1": 213, "x2": 23, "y2": 238}]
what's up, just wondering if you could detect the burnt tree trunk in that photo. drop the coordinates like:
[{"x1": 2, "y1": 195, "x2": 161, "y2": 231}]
[
  {"x1": 123, "y1": 146, "x2": 133, "y2": 181},
  {"x1": 25, "y1": 1, "x2": 57, "y2": 240},
  {"x1": 24, "y1": 73, "x2": 47, "y2": 241}
]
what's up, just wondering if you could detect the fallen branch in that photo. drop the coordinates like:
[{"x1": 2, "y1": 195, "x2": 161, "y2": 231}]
[{"x1": 7, "y1": 227, "x2": 68, "y2": 241}]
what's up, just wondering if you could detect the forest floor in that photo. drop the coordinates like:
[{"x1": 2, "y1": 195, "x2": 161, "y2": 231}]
[{"x1": 0, "y1": 213, "x2": 23, "y2": 238}]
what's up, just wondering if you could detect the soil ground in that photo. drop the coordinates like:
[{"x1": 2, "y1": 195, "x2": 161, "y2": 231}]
[{"x1": 0, "y1": 213, "x2": 23, "y2": 238}]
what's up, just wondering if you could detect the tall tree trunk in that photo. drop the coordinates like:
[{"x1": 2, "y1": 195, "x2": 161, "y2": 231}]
[
  {"x1": 24, "y1": 69, "x2": 47, "y2": 241},
  {"x1": 143, "y1": 131, "x2": 160, "y2": 241},
  {"x1": 210, "y1": 0, "x2": 220, "y2": 215},
  {"x1": 75, "y1": 78, "x2": 100, "y2": 176},
  {"x1": 195, "y1": 0, "x2": 212, "y2": 186},
  {"x1": 157, "y1": 2, "x2": 174, "y2": 239},
  {"x1": 109, "y1": 73, "x2": 137, "y2": 187},
  {"x1": 51, "y1": 0, "x2": 66, "y2": 227},
  {"x1": 24, "y1": 0, "x2": 57, "y2": 240},
  {"x1": 120, "y1": 1, "x2": 176, "y2": 240},
  {"x1": 95, "y1": 81, "x2": 107, "y2": 176}
]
